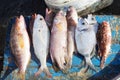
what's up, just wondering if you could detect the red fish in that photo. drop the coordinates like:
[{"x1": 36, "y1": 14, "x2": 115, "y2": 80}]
[
  {"x1": 97, "y1": 21, "x2": 112, "y2": 69},
  {"x1": 10, "y1": 15, "x2": 31, "y2": 80}
]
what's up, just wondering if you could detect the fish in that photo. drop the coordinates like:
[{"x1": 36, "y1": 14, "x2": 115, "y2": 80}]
[
  {"x1": 32, "y1": 14, "x2": 52, "y2": 78},
  {"x1": 97, "y1": 21, "x2": 112, "y2": 69},
  {"x1": 50, "y1": 10, "x2": 67, "y2": 72},
  {"x1": 75, "y1": 17, "x2": 97, "y2": 72},
  {"x1": 10, "y1": 15, "x2": 31, "y2": 80},
  {"x1": 28, "y1": 13, "x2": 37, "y2": 44},
  {"x1": 66, "y1": 6, "x2": 78, "y2": 68},
  {"x1": 45, "y1": 8, "x2": 54, "y2": 31}
]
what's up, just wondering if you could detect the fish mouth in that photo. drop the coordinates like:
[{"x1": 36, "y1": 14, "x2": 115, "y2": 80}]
[
  {"x1": 16, "y1": 15, "x2": 25, "y2": 24},
  {"x1": 56, "y1": 10, "x2": 66, "y2": 17},
  {"x1": 102, "y1": 21, "x2": 109, "y2": 26}
]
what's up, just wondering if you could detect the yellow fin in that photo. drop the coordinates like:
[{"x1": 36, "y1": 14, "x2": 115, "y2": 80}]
[
  {"x1": 17, "y1": 71, "x2": 25, "y2": 80},
  {"x1": 56, "y1": 23, "x2": 63, "y2": 31},
  {"x1": 18, "y1": 36, "x2": 24, "y2": 48}
]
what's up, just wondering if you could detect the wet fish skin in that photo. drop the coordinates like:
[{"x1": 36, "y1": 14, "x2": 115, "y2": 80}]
[
  {"x1": 97, "y1": 21, "x2": 112, "y2": 69},
  {"x1": 50, "y1": 10, "x2": 67, "y2": 72},
  {"x1": 75, "y1": 18, "x2": 97, "y2": 72},
  {"x1": 66, "y1": 6, "x2": 78, "y2": 68},
  {"x1": 10, "y1": 15, "x2": 31, "y2": 80},
  {"x1": 32, "y1": 14, "x2": 52, "y2": 78}
]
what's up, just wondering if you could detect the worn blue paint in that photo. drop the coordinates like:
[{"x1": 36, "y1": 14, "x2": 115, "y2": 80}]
[{"x1": 1, "y1": 15, "x2": 120, "y2": 80}]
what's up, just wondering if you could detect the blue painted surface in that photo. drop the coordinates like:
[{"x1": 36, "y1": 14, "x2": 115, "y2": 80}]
[{"x1": 1, "y1": 15, "x2": 120, "y2": 80}]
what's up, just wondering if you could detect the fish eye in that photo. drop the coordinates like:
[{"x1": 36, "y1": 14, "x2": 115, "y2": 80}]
[
  {"x1": 64, "y1": 62, "x2": 67, "y2": 66},
  {"x1": 82, "y1": 22, "x2": 85, "y2": 25},
  {"x1": 40, "y1": 18, "x2": 43, "y2": 20},
  {"x1": 38, "y1": 29, "x2": 41, "y2": 32},
  {"x1": 91, "y1": 17, "x2": 94, "y2": 20}
]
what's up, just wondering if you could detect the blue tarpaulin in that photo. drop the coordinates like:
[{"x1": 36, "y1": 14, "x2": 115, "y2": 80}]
[{"x1": 1, "y1": 15, "x2": 120, "y2": 80}]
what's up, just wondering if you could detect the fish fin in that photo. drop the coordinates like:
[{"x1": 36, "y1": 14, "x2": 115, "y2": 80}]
[
  {"x1": 34, "y1": 67, "x2": 52, "y2": 78},
  {"x1": 52, "y1": 64, "x2": 60, "y2": 72},
  {"x1": 85, "y1": 56, "x2": 97, "y2": 72},
  {"x1": 50, "y1": 54, "x2": 60, "y2": 72},
  {"x1": 65, "y1": 56, "x2": 71, "y2": 69},
  {"x1": 56, "y1": 23, "x2": 63, "y2": 31},
  {"x1": 18, "y1": 36, "x2": 24, "y2": 48},
  {"x1": 79, "y1": 59, "x2": 86, "y2": 69},
  {"x1": 43, "y1": 67, "x2": 52, "y2": 78},
  {"x1": 100, "y1": 56, "x2": 105, "y2": 69},
  {"x1": 17, "y1": 70, "x2": 25, "y2": 80},
  {"x1": 34, "y1": 68, "x2": 42, "y2": 77},
  {"x1": 84, "y1": 66, "x2": 89, "y2": 73}
]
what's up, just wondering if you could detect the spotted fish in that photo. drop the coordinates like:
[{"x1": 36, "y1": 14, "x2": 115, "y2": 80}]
[{"x1": 97, "y1": 21, "x2": 112, "y2": 69}]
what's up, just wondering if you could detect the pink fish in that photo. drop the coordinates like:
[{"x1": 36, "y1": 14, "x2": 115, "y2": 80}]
[
  {"x1": 50, "y1": 10, "x2": 67, "y2": 72},
  {"x1": 66, "y1": 6, "x2": 78, "y2": 68},
  {"x1": 97, "y1": 21, "x2": 112, "y2": 69},
  {"x1": 10, "y1": 15, "x2": 31, "y2": 80}
]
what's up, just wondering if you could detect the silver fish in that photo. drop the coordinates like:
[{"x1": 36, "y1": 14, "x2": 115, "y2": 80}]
[
  {"x1": 33, "y1": 14, "x2": 52, "y2": 78},
  {"x1": 75, "y1": 17, "x2": 97, "y2": 72}
]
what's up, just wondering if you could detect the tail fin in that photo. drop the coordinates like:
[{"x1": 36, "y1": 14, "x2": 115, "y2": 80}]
[
  {"x1": 35, "y1": 67, "x2": 52, "y2": 78},
  {"x1": 85, "y1": 56, "x2": 97, "y2": 72},
  {"x1": 17, "y1": 70, "x2": 25, "y2": 80},
  {"x1": 100, "y1": 56, "x2": 106, "y2": 69}
]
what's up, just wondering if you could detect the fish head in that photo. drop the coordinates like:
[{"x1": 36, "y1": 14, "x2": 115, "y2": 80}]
[
  {"x1": 33, "y1": 14, "x2": 47, "y2": 30},
  {"x1": 52, "y1": 10, "x2": 67, "y2": 32},
  {"x1": 101, "y1": 21, "x2": 111, "y2": 33},
  {"x1": 102, "y1": 21, "x2": 109, "y2": 27},
  {"x1": 15, "y1": 15, "x2": 26, "y2": 31},
  {"x1": 87, "y1": 14, "x2": 97, "y2": 25},
  {"x1": 56, "y1": 10, "x2": 66, "y2": 17},
  {"x1": 66, "y1": 6, "x2": 78, "y2": 26}
]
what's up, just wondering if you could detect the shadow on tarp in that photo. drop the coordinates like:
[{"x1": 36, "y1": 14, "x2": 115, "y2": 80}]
[
  {"x1": 87, "y1": 50, "x2": 120, "y2": 80},
  {"x1": 0, "y1": 17, "x2": 53, "y2": 80}
]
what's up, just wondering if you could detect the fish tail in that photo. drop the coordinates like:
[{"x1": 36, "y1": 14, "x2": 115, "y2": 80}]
[
  {"x1": 44, "y1": 67, "x2": 52, "y2": 78},
  {"x1": 17, "y1": 70, "x2": 25, "y2": 80},
  {"x1": 35, "y1": 67, "x2": 52, "y2": 78},
  {"x1": 85, "y1": 56, "x2": 97, "y2": 72},
  {"x1": 64, "y1": 55, "x2": 71, "y2": 69},
  {"x1": 100, "y1": 56, "x2": 106, "y2": 69}
]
